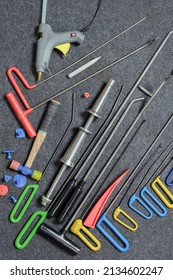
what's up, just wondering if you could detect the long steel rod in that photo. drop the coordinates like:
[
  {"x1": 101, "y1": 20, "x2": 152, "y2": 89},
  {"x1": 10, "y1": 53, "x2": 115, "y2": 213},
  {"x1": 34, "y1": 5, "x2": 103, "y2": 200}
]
[
  {"x1": 107, "y1": 114, "x2": 173, "y2": 212},
  {"x1": 37, "y1": 16, "x2": 147, "y2": 86},
  {"x1": 63, "y1": 72, "x2": 172, "y2": 228},
  {"x1": 33, "y1": 39, "x2": 154, "y2": 110},
  {"x1": 82, "y1": 97, "x2": 144, "y2": 181}
]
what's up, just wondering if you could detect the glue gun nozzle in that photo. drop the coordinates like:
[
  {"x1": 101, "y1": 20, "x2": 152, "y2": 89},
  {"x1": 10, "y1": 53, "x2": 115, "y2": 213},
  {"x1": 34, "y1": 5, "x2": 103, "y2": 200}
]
[{"x1": 37, "y1": 72, "x2": 42, "y2": 81}]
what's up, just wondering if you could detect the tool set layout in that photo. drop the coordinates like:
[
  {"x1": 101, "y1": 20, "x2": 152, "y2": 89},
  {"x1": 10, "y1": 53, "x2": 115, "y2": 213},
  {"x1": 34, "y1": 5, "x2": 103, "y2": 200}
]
[{"x1": 1, "y1": 0, "x2": 173, "y2": 259}]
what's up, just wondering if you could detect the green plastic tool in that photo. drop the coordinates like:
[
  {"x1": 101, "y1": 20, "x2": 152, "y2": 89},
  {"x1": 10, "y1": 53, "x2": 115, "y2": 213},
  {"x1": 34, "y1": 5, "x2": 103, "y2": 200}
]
[
  {"x1": 10, "y1": 184, "x2": 39, "y2": 223},
  {"x1": 15, "y1": 210, "x2": 48, "y2": 249}
]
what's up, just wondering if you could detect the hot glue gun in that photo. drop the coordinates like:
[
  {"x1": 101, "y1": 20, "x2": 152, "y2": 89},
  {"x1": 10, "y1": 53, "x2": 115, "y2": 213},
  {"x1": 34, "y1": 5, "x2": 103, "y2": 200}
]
[{"x1": 36, "y1": 0, "x2": 85, "y2": 80}]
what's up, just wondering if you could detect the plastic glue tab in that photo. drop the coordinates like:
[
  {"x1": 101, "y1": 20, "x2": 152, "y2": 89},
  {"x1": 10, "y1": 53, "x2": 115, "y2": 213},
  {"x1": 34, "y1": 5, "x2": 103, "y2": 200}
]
[
  {"x1": 113, "y1": 206, "x2": 138, "y2": 231},
  {"x1": 0, "y1": 185, "x2": 9, "y2": 196},
  {"x1": 151, "y1": 176, "x2": 173, "y2": 208}
]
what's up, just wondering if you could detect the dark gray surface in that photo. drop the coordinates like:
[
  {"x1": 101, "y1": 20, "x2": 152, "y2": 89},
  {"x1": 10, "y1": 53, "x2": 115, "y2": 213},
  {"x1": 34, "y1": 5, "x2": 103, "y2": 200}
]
[{"x1": 0, "y1": 0, "x2": 173, "y2": 260}]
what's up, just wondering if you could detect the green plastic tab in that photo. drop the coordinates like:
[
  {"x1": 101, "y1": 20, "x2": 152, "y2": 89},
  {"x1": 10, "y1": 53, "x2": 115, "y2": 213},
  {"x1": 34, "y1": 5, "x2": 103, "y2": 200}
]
[
  {"x1": 15, "y1": 210, "x2": 48, "y2": 249},
  {"x1": 10, "y1": 184, "x2": 39, "y2": 223}
]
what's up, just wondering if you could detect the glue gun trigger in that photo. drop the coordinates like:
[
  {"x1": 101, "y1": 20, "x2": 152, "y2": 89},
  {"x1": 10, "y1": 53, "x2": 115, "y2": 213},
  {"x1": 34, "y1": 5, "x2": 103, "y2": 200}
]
[{"x1": 54, "y1": 43, "x2": 71, "y2": 57}]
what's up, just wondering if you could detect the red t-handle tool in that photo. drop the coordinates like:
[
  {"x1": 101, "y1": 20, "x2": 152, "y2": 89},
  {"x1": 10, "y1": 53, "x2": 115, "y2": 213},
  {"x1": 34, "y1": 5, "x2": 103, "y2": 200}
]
[{"x1": 5, "y1": 67, "x2": 37, "y2": 138}]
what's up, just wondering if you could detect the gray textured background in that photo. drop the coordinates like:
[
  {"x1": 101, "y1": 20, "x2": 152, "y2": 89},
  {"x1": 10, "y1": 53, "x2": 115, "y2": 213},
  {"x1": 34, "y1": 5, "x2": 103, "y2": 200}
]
[{"x1": 0, "y1": 0, "x2": 173, "y2": 260}]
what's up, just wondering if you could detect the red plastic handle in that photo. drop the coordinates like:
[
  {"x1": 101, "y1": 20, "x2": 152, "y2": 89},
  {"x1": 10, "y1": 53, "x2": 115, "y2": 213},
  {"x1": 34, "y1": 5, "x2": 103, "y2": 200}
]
[
  {"x1": 7, "y1": 67, "x2": 37, "y2": 109},
  {"x1": 84, "y1": 169, "x2": 129, "y2": 228},
  {"x1": 6, "y1": 92, "x2": 36, "y2": 138}
]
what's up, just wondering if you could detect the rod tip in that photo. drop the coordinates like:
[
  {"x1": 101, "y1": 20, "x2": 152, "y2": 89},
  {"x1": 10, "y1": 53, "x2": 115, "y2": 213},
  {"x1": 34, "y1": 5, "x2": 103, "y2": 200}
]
[
  {"x1": 37, "y1": 72, "x2": 42, "y2": 81},
  {"x1": 147, "y1": 37, "x2": 158, "y2": 46}
]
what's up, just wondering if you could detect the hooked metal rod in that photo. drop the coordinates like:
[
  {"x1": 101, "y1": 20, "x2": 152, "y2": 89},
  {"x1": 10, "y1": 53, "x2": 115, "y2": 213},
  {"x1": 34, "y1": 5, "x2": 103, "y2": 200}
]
[
  {"x1": 82, "y1": 97, "x2": 144, "y2": 181},
  {"x1": 136, "y1": 139, "x2": 173, "y2": 190},
  {"x1": 62, "y1": 70, "x2": 172, "y2": 230},
  {"x1": 107, "y1": 113, "x2": 173, "y2": 212},
  {"x1": 47, "y1": 87, "x2": 123, "y2": 211}
]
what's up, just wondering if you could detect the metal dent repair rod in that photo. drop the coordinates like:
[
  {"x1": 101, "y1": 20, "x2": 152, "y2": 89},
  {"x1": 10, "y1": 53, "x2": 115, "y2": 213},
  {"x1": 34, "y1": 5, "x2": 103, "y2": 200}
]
[
  {"x1": 14, "y1": 121, "x2": 143, "y2": 255},
  {"x1": 87, "y1": 115, "x2": 173, "y2": 252},
  {"x1": 37, "y1": 120, "x2": 143, "y2": 254},
  {"x1": 69, "y1": 70, "x2": 173, "y2": 237},
  {"x1": 5, "y1": 38, "x2": 154, "y2": 139},
  {"x1": 37, "y1": 16, "x2": 147, "y2": 85},
  {"x1": 47, "y1": 86, "x2": 123, "y2": 215},
  {"x1": 50, "y1": 97, "x2": 144, "y2": 222},
  {"x1": 33, "y1": 38, "x2": 155, "y2": 109},
  {"x1": 35, "y1": 30, "x2": 173, "y2": 109},
  {"x1": 41, "y1": 79, "x2": 115, "y2": 206},
  {"x1": 84, "y1": 143, "x2": 161, "y2": 230},
  {"x1": 14, "y1": 91, "x2": 121, "y2": 256},
  {"x1": 48, "y1": 68, "x2": 172, "y2": 218}
]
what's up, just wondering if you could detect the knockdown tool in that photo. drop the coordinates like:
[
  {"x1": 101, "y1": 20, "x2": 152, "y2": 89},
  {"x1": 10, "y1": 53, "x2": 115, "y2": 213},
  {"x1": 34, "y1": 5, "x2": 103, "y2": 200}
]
[
  {"x1": 41, "y1": 79, "x2": 115, "y2": 206},
  {"x1": 36, "y1": 0, "x2": 85, "y2": 80}
]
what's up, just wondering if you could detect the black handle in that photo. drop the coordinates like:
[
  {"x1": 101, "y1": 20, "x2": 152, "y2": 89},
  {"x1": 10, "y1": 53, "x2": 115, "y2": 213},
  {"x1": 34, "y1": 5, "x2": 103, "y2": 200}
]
[
  {"x1": 38, "y1": 223, "x2": 80, "y2": 255},
  {"x1": 40, "y1": 99, "x2": 60, "y2": 132},
  {"x1": 47, "y1": 178, "x2": 77, "y2": 218},
  {"x1": 56, "y1": 180, "x2": 86, "y2": 224}
]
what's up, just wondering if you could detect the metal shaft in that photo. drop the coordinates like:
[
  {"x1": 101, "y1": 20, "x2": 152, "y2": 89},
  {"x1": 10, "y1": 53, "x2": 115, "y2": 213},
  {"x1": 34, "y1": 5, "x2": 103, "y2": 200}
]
[
  {"x1": 37, "y1": 16, "x2": 147, "y2": 86},
  {"x1": 107, "y1": 114, "x2": 173, "y2": 212},
  {"x1": 33, "y1": 39, "x2": 153, "y2": 110},
  {"x1": 41, "y1": 79, "x2": 115, "y2": 206},
  {"x1": 41, "y1": 0, "x2": 47, "y2": 24},
  {"x1": 47, "y1": 87, "x2": 122, "y2": 212},
  {"x1": 82, "y1": 97, "x2": 144, "y2": 181},
  {"x1": 63, "y1": 72, "x2": 171, "y2": 227},
  {"x1": 136, "y1": 139, "x2": 173, "y2": 190}
]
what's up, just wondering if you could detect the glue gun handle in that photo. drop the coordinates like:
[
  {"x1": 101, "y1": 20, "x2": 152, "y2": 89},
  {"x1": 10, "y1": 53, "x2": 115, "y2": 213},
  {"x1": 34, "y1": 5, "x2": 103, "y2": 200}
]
[{"x1": 36, "y1": 23, "x2": 85, "y2": 73}]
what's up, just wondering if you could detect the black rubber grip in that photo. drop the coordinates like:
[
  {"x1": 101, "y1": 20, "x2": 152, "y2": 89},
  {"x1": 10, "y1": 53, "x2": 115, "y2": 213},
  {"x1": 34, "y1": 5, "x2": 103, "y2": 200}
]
[
  {"x1": 40, "y1": 99, "x2": 60, "y2": 132},
  {"x1": 56, "y1": 180, "x2": 86, "y2": 224},
  {"x1": 38, "y1": 223, "x2": 80, "y2": 255},
  {"x1": 47, "y1": 179, "x2": 77, "y2": 218}
]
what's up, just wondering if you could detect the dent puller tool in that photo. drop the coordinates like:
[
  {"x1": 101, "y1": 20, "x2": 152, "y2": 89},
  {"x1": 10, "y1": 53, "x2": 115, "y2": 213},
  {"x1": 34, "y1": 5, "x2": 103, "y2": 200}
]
[{"x1": 41, "y1": 79, "x2": 115, "y2": 206}]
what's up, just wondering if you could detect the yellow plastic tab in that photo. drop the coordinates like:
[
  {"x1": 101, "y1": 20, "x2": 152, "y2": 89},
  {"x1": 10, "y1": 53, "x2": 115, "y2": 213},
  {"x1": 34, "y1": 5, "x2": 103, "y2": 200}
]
[
  {"x1": 31, "y1": 170, "x2": 42, "y2": 181},
  {"x1": 70, "y1": 219, "x2": 101, "y2": 252},
  {"x1": 113, "y1": 206, "x2": 138, "y2": 231},
  {"x1": 54, "y1": 43, "x2": 71, "y2": 56},
  {"x1": 151, "y1": 176, "x2": 173, "y2": 208}
]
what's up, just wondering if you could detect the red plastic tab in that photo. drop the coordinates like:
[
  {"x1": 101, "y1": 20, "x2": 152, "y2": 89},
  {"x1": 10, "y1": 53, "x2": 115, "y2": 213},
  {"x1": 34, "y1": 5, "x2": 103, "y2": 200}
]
[{"x1": 0, "y1": 185, "x2": 8, "y2": 196}]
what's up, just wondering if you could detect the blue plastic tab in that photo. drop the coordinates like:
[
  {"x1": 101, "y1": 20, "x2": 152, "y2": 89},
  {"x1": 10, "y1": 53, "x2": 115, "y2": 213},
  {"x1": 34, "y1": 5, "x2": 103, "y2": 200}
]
[
  {"x1": 140, "y1": 186, "x2": 167, "y2": 217},
  {"x1": 165, "y1": 168, "x2": 173, "y2": 187},
  {"x1": 96, "y1": 212, "x2": 129, "y2": 252},
  {"x1": 128, "y1": 193, "x2": 153, "y2": 219}
]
